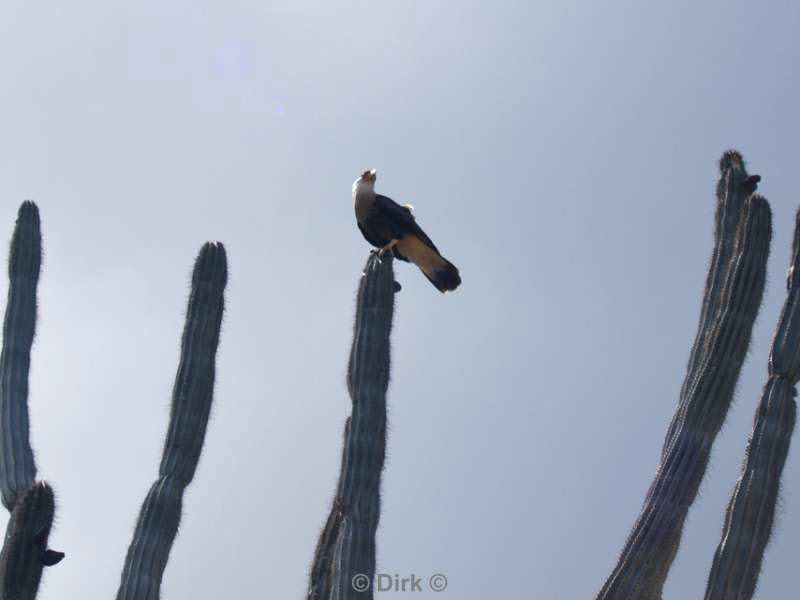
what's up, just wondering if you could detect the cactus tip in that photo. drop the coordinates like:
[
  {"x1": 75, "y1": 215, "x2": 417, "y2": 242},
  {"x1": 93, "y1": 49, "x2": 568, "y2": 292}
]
[
  {"x1": 365, "y1": 251, "x2": 394, "y2": 273},
  {"x1": 192, "y1": 241, "x2": 228, "y2": 288},
  {"x1": 719, "y1": 149, "x2": 745, "y2": 173},
  {"x1": 746, "y1": 193, "x2": 771, "y2": 217},
  {"x1": 24, "y1": 481, "x2": 55, "y2": 522},
  {"x1": 13, "y1": 200, "x2": 41, "y2": 237},
  {"x1": 8, "y1": 200, "x2": 42, "y2": 280},
  {"x1": 18, "y1": 200, "x2": 39, "y2": 218}
]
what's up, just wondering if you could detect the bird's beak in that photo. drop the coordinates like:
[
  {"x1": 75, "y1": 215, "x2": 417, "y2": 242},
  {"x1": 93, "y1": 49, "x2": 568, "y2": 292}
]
[{"x1": 362, "y1": 169, "x2": 377, "y2": 183}]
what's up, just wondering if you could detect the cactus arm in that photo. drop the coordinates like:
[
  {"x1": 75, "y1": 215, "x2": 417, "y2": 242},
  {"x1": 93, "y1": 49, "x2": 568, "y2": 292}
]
[
  {"x1": 704, "y1": 379, "x2": 795, "y2": 600},
  {"x1": 116, "y1": 242, "x2": 227, "y2": 600},
  {"x1": 681, "y1": 152, "x2": 751, "y2": 389},
  {"x1": 667, "y1": 151, "x2": 752, "y2": 457},
  {"x1": 704, "y1": 208, "x2": 800, "y2": 600},
  {"x1": 0, "y1": 482, "x2": 62, "y2": 600},
  {"x1": 308, "y1": 418, "x2": 352, "y2": 600},
  {"x1": 0, "y1": 202, "x2": 41, "y2": 511},
  {"x1": 0, "y1": 203, "x2": 62, "y2": 600},
  {"x1": 308, "y1": 254, "x2": 395, "y2": 600},
  {"x1": 599, "y1": 156, "x2": 772, "y2": 599}
]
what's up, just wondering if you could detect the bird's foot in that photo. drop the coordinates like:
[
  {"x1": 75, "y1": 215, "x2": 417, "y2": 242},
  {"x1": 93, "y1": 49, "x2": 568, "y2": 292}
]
[{"x1": 377, "y1": 239, "x2": 398, "y2": 257}]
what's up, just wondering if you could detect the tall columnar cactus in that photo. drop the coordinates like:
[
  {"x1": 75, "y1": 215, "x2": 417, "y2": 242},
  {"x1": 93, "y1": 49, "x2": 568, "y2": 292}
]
[
  {"x1": 0, "y1": 202, "x2": 63, "y2": 600},
  {"x1": 599, "y1": 152, "x2": 772, "y2": 599},
  {"x1": 116, "y1": 242, "x2": 227, "y2": 600},
  {"x1": 667, "y1": 152, "x2": 757, "y2": 456},
  {"x1": 0, "y1": 201, "x2": 41, "y2": 510},
  {"x1": 308, "y1": 253, "x2": 396, "y2": 600},
  {"x1": 704, "y1": 208, "x2": 800, "y2": 599}
]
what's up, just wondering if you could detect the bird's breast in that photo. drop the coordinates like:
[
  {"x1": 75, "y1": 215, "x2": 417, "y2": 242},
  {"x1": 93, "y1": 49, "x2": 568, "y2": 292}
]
[{"x1": 353, "y1": 191, "x2": 375, "y2": 222}]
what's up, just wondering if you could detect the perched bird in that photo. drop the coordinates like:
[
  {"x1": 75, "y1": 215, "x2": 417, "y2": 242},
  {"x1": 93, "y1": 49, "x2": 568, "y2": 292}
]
[
  {"x1": 353, "y1": 169, "x2": 461, "y2": 293},
  {"x1": 743, "y1": 174, "x2": 761, "y2": 195}
]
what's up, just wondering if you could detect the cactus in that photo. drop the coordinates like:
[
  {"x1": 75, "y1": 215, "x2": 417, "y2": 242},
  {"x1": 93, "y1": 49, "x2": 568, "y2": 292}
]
[
  {"x1": 667, "y1": 151, "x2": 757, "y2": 457},
  {"x1": 704, "y1": 208, "x2": 800, "y2": 599},
  {"x1": 598, "y1": 151, "x2": 800, "y2": 599},
  {"x1": 0, "y1": 482, "x2": 63, "y2": 600},
  {"x1": 0, "y1": 201, "x2": 41, "y2": 511},
  {"x1": 0, "y1": 202, "x2": 63, "y2": 600},
  {"x1": 3, "y1": 158, "x2": 797, "y2": 600},
  {"x1": 116, "y1": 242, "x2": 227, "y2": 600},
  {"x1": 600, "y1": 153, "x2": 771, "y2": 599},
  {"x1": 308, "y1": 253, "x2": 396, "y2": 600},
  {"x1": 0, "y1": 202, "x2": 228, "y2": 599}
]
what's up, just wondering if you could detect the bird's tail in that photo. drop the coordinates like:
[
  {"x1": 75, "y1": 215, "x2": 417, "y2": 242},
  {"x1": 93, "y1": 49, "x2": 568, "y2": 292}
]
[
  {"x1": 422, "y1": 258, "x2": 461, "y2": 293},
  {"x1": 396, "y1": 235, "x2": 461, "y2": 293}
]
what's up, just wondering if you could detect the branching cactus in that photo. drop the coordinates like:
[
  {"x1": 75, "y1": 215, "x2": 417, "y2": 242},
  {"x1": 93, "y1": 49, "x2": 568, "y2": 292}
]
[
  {"x1": 0, "y1": 202, "x2": 63, "y2": 600},
  {"x1": 704, "y1": 208, "x2": 800, "y2": 599},
  {"x1": 598, "y1": 151, "x2": 800, "y2": 599},
  {"x1": 1, "y1": 202, "x2": 228, "y2": 599},
  {"x1": 116, "y1": 242, "x2": 227, "y2": 600},
  {"x1": 308, "y1": 253, "x2": 396, "y2": 600},
  {"x1": 600, "y1": 152, "x2": 771, "y2": 599}
]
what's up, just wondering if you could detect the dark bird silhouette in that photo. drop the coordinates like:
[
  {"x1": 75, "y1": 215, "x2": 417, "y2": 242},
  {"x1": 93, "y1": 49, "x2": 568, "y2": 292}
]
[
  {"x1": 353, "y1": 169, "x2": 461, "y2": 293},
  {"x1": 743, "y1": 174, "x2": 761, "y2": 195}
]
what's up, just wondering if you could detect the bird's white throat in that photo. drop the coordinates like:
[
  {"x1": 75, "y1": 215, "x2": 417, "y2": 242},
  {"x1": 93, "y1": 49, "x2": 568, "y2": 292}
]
[
  {"x1": 353, "y1": 179, "x2": 376, "y2": 220},
  {"x1": 352, "y1": 178, "x2": 375, "y2": 197}
]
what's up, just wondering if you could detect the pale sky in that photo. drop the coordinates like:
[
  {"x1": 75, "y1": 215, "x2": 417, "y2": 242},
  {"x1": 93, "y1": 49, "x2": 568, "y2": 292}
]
[{"x1": 1, "y1": 1, "x2": 799, "y2": 598}]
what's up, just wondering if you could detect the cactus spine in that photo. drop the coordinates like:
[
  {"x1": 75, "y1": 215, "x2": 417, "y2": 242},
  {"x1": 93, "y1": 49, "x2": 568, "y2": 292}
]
[
  {"x1": 599, "y1": 152, "x2": 772, "y2": 599},
  {"x1": 0, "y1": 202, "x2": 63, "y2": 600},
  {"x1": 116, "y1": 242, "x2": 227, "y2": 600},
  {"x1": 308, "y1": 254, "x2": 396, "y2": 600},
  {"x1": 704, "y1": 208, "x2": 800, "y2": 599}
]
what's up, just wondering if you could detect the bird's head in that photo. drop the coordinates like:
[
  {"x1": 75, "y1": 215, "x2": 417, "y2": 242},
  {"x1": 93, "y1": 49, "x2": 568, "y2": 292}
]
[{"x1": 353, "y1": 169, "x2": 377, "y2": 195}]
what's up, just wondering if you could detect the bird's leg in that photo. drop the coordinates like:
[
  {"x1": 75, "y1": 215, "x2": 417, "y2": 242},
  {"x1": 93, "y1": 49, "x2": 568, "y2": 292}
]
[{"x1": 377, "y1": 239, "x2": 398, "y2": 257}]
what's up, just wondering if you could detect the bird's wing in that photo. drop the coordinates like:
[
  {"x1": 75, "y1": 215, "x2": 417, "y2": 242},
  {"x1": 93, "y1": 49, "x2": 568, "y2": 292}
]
[
  {"x1": 375, "y1": 194, "x2": 440, "y2": 253},
  {"x1": 357, "y1": 221, "x2": 385, "y2": 248}
]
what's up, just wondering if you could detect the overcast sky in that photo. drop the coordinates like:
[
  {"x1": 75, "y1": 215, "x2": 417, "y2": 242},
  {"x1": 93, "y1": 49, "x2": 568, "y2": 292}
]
[{"x1": 1, "y1": 1, "x2": 799, "y2": 598}]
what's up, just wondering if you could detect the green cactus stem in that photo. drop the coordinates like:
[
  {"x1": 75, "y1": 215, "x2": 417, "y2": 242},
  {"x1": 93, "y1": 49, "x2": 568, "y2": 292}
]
[
  {"x1": 0, "y1": 203, "x2": 61, "y2": 600},
  {"x1": 704, "y1": 208, "x2": 800, "y2": 600},
  {"x1": 308, "y1": 253, "x2": 396, "y2": 600},
  {"x1": 599, "y1": 154, "x2": 771, "y2": 599},
  {"x1": 0, "y1": 482, "x2": 63, "y2": 600},
  {"x1": 116, "y1": 242, "x2": 227, "y2": 600},
  {"x1": 0, "y1": 201, "x2": 41, "y2": 511},
  {"x1": 669, "y1": 150, "x2": 753, "y2": 456}
]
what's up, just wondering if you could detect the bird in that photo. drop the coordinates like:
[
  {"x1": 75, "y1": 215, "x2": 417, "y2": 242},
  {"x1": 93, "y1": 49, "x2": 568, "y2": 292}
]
[
  {"x1": 353, "y1": 169, "x2": 461, "y2": 293},
  {"x1": 742, "y1": 174, "x2": 761, "y2": 195}
]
